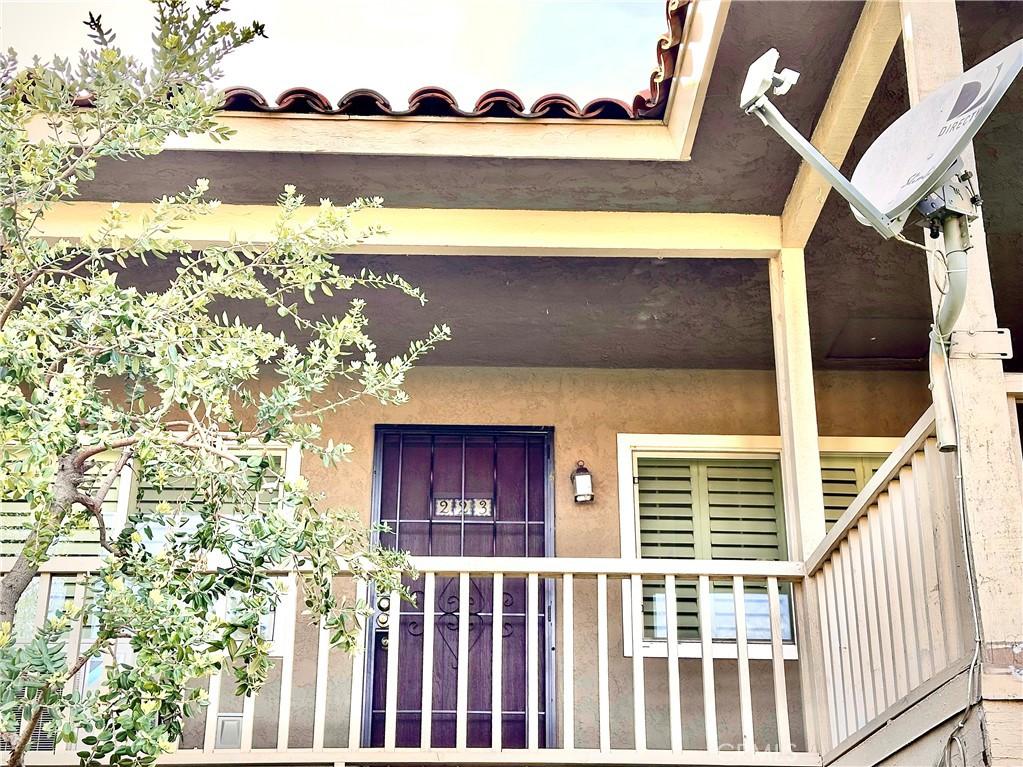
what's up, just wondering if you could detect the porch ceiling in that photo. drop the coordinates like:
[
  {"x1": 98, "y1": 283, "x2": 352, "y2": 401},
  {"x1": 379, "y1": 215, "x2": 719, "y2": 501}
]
[{"x1": 158, "y1": 253, "x2": 925, "y2": 371}]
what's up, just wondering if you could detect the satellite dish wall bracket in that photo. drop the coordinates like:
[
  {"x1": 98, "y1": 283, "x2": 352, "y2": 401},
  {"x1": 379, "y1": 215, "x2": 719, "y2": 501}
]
[{"x1": 948, "y1": 329, "x2": 1013, "y2": 360}]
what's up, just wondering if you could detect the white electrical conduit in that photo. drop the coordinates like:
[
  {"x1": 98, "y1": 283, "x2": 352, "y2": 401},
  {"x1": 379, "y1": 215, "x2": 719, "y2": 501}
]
[{"x1": 930, "y1": 214, "x2": 970, "y2": 452}]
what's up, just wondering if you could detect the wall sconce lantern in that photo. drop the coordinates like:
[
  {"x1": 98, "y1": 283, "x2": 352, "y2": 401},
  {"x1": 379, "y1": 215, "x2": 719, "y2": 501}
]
[{"x1": 571, "y1": 460, "x2": 594, "y2": 503}]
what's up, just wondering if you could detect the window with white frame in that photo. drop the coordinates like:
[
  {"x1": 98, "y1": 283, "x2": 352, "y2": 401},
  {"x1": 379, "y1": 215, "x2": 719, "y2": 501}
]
[
  {"x1": 0, "y1": 443, "x2": 297, "y2": 558},
  {"x1": 618, "y1": 434, "x2": 897, "y2": 657}
]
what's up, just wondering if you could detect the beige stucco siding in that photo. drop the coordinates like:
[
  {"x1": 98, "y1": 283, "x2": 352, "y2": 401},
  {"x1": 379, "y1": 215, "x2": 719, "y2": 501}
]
[
  {"x1": 305, "y1": 367, "x2": 930, "y2": 556},
  {"x1": 185, "y1": 366, "x2": 930, "y2": 752}
]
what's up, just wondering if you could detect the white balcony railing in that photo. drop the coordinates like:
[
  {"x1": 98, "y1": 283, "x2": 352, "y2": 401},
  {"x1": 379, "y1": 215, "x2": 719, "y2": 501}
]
[
  {"x1": 801, "y1": 408, "x2": 973, "y2": 762},
  {"x1": 17, "y1": 557, "x2": 813, "y2": 767},
  {"x1": 10, "y1": 408, "x2": 976, "y2": 767}
]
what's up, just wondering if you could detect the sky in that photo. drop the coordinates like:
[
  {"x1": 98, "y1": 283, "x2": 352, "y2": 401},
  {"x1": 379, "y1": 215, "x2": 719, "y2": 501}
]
[{"x1": 0, "y1": 0, "x2": 666, "y2": 108}]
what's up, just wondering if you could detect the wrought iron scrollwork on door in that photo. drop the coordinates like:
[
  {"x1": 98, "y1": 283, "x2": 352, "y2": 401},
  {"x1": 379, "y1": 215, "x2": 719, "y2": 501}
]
[{"x1": 406, "y1": 579, "x2": 518, "y2": 669}]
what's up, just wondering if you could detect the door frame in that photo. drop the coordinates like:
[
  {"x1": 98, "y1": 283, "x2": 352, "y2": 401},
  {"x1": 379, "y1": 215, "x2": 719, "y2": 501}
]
[{"x1": 362, "y1": 424, "x2": 556, "y2": 748}]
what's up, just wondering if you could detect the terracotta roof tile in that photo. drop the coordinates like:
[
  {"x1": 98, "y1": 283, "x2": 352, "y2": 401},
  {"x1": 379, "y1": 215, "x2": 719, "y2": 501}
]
[{"x1": 220, "y1": 0, "x2": 690, "y2": 120}]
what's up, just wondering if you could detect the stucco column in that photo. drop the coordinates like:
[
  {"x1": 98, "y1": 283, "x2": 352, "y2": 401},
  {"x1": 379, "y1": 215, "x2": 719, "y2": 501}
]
[
  {"x1": 769, "y1": 246, "x2": 828, "y2": 753},
  {"x1": 901, "y1": 2, "x2": 1023, "y2": 764},
  {"x1": 769, "y1": 247, "x2": 826, "y2": 559}
]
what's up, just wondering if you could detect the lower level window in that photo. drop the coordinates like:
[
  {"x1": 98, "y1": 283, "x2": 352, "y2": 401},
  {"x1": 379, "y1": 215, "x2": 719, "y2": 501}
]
[{"x1": 633, "y1": 455, "x2": 792, "y2": 644}]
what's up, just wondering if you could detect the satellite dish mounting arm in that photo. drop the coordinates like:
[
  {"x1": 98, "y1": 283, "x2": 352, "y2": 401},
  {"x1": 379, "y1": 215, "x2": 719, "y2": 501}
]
[
  {"x1": 739, "y1": 48, "x2": 903, "y2": 239},
  {"x1": 745, "y1": 96, "x2": 902, "y2": 239}
]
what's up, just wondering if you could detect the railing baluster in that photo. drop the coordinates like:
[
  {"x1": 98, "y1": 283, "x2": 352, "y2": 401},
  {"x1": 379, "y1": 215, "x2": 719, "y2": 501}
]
[
  {"x1": 420, "y1": 572, "x2": 436, "y2": 750},
  {"x1": 527, "y1": 572, "x2": 539, "y2": 750},
  {"x1": 204, "y1": 595, "x2": 228, "y2": 752},
  {"x1": 664, "y1": 575, "x2": 682, "y2": 754},
  {"x1": 899, "y1": 465, "x2": 935, "y2": 681},
  {"x1": 847, "y1": 528, "x2": 876, "y2": 723},
  {"x1": 491, "y1": 572, "x2": 504, "y2": 751},
  {"x1": 911, "y1": 451, "x2": 948, "y2": 674},
  {"x1": 857, "y1": 514, "x2": 887, "y2": 716},
  {"x1": 867, "y1": 505, "x2": 896, "y2": 709},
  {"x1": 767, "y1": 577, "x2": 791, "y2": 754},
  {"x1": 698, "y1": 575, "x2": 718, "y2": 752},
  {"x1": 384, "y1": 586, "x2": 402, "y2": 749},
  {"x1": 878, "y1": 495, "x2": 910, "y2": 699},
  {"x1": 63, "y1": 578, "x2": 87, "y2": 752},
  {"x1": 561, "y1": 573, "x2": 574, "y2": 751},
  {"x1": 240, "y1": 691, "x2": 255, "y2": 751},
  {"x1": 924, "y1": 438, "x2": 967, "y2": 659},
  {"x1": 597, "y1": 573, "x2": 610, "y2": 753},
  {"x1": 733, "y1": 576, "x2": 754, "y2": 753},
  {"x1": 630, "y1": 574, "x2": 647, "y2": 750},
  {"x1": 455, "y1": 572, "x2": 470, "y2": 750},
  {"x1": 813, "y1": 572, "x2": 840, "y2": 749},
  {"x1": 276, "y1": 575, "x2": 297, "y2": 750},
  {"x1": 839, "y1": 541, "x2": 866, "y2": 729},
  {"x1": 888, "y1": 482, "x2": 921, "y2": 691},
  {"x1": 312, "y1": 618, "x2": 329, "y2": 750},
  {"x1": 347, "y1": 579, "x2": 369, "y2": 749},
  {"x1": 823, "y1": 561, "x2": 852, "y2": 740}
]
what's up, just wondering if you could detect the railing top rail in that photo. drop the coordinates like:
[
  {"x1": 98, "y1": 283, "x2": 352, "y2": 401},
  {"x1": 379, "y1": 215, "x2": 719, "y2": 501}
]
[
  {"x1": 805, "y1": 406, "x2": 937, "y2": 575},
  {"x1": 407, "y1": 556, "x2": 805, "y2": 579},
  {"x1": 0, "y1": 555, "x2": 805, "y2": 580},
  {"x1": 1005, "y1": 371, "x2": 1023, "y2": 396}
]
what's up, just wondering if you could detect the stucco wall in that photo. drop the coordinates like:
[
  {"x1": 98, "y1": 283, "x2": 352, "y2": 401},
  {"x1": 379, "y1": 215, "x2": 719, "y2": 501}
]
[
  {"x1": 183, "y1": 366, "x2": 931, "y2": 753},
  {"x1": 305, "y1": 367, "x2": 930, "y2": 555}
]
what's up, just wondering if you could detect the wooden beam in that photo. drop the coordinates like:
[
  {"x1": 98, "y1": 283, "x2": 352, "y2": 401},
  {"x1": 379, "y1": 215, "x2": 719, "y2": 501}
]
[
  {"x1": 666, "y1": 0, "x2": 732, "y2": 160},
  {"x1": 38, "y1": 204, "x2": 782, "y2": 259},
  {"x1": 900, "y1": 3, "x2": 1023, "y2": 761},
  {"x1": 150, "y1": 112, "x2": 678, "y2": 161},
  {"x1": 780, "y1": 1, "x2": 902, "y2": 247}
]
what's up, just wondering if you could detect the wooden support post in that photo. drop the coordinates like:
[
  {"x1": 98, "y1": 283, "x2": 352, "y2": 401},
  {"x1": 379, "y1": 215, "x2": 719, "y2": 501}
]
[
  {"x1": 770, "y1": 247, "x2": 826, "y2": 557},
  {"x1": 900, "y1": 3, "x2": 1023, "y2": 763},
  {"x1": 769, "y1": 246, "x2": 828, "y2": 751}
]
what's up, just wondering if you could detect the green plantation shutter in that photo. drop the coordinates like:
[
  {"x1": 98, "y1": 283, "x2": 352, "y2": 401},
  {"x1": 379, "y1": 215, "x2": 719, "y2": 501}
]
[
  {"x1": 1, "y1": 450, "x2": 286, "y2": 556},
  {"x1": 635, "y1": 458, "x2": 699, "y2": 637},
  {"x1": 636, "y1": 456, "x2": 784, "y2": 640},
  {"x1": 704, "y1": 461, "x2": 786, "y2": 560},
  {"x1": 635, "y1": 459, "x2": 696, "y2": 558},
  {"x1": 820, "y1": 453, "x2": 888, "y2": 530},
  {"x1": 0, "y1": 698, "x2": 57, "y2": 754},
  {"x1": 1, "y1": 457, "x2": 122, "y2": 557}
]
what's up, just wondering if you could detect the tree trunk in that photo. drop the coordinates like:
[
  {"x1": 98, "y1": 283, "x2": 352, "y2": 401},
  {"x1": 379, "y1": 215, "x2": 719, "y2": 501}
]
[
  {"x1": 0, "y1": 455, "x2": 82, "y2": 626},
  {"x1": 0, "y1": 456, "x2": 84, "y2": 767}
]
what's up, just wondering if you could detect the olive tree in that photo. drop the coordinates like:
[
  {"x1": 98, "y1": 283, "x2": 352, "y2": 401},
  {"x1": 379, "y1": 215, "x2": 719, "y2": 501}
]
[{"x1": 0, "y1": 2, "x2": 448, "y2": 765}]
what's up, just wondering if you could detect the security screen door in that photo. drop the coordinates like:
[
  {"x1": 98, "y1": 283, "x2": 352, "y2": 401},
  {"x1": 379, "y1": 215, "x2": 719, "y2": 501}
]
[{"x1": 365, "y1": 427, "x2": 553, "y2": 749}]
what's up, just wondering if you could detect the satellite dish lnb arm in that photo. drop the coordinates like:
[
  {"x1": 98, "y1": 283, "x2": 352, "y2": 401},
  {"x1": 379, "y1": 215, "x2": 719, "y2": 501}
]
[{"x1": 749, "y1": 96, "x2": 900, "y2": 239}]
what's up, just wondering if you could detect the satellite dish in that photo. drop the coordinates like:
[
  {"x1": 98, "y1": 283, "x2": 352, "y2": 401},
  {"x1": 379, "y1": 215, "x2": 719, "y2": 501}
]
[
  {"x1": 741, "y1": 37, "x2": 1023, "y2": 453},
  {"x1": 850, "y1": 38, "x2": 1023, "y2": 229}
]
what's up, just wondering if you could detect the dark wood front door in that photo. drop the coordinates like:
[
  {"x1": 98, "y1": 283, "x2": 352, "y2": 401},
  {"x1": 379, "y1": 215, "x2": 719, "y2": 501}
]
[{"x1": 365, "y1": 427, "x2": 553, "y2": 749}]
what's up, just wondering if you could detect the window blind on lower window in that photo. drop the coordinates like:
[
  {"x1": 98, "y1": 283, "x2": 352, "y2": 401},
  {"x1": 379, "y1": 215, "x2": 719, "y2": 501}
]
[
  {"x1": 820, "y1": 453, "x2": 887, "y2": 530},
  {"x1": 635, "y1": 456, "x2": 787, "y2": 641}
]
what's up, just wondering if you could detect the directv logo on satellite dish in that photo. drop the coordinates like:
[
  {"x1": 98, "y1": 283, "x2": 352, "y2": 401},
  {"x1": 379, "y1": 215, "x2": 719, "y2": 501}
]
[
  {"x1": 939, "y1": 64, "x2": 1002, "y2": 136},
  {"x1": 849, "y1": 38, "x2": 1022, "y2": 229}
]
